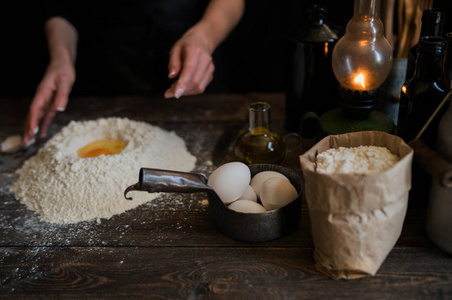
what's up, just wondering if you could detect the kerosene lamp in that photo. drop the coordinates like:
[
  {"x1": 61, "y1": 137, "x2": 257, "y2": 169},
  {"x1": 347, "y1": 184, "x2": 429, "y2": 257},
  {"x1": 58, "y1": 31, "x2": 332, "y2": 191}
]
[{"x1": 320, "y1": 0, "x2": 395, "y2": 134}]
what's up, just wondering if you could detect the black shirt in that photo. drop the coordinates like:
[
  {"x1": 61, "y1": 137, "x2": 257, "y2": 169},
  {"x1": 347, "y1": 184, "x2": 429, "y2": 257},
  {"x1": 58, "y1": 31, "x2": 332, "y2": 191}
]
[{"x1": 41, "y1": 0, "x2": 209, "y2": 95}]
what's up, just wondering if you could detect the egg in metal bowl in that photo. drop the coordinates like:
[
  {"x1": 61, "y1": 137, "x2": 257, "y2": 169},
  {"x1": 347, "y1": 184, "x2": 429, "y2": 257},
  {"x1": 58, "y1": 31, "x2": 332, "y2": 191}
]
[
  {"x1": 207, "y1": 164, "x2": 303, "y2": 242},
  {"x1": 125, "y1": 164, "x2": 303, "y2": 242}
]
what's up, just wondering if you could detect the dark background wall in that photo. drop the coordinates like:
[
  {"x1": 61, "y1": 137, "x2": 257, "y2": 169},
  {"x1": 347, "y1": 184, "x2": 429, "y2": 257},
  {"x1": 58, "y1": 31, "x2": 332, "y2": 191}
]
[
  {"x1": 1, "y1": 0, "x2": 450, "y2": 97},
  {"x1": 0, "y1": 1, "x2": 354, "y2": 97},
  {"x1": 2, "y1": 2, "x2": 48, "y2": 96},
  {"x1": 220, "y1": 0, "x2": 355, "y2": 93}
]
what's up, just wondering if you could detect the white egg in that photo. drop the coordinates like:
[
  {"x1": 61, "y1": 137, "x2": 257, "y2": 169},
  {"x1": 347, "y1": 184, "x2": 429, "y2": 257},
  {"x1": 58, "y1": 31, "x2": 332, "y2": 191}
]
[
  {"x1": 207, "y1": 162, "x2": 251, "y2": 204},
  {"x1": 237, "y1": 185, "x2": 257, "y2": 202},
  {"x1": 228, "y1": 200, "x2": 267, "y2": 213},
  {"x1": 250, "y1": 171, "x2": 289, "y2": 198},
  {"x1": 260, "y1": 177, "x2": 298, "y2": 211}
]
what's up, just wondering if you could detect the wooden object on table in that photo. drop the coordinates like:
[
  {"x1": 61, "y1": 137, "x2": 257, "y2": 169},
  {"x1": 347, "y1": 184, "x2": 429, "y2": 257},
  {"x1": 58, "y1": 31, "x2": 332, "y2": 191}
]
[{"x1": 409, "y1": 138, "x2": 452, "y2": 187}]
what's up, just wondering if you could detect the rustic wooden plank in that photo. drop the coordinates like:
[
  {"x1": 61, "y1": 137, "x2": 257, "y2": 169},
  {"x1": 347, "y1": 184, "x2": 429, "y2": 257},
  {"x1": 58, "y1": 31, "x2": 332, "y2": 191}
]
[
  {"x1": 42, "y1": 93, "x2": 286, "y2": 124},
  {"x1": 1, "y1": 246, "x2": 451, "y2": 298},
  {"x1": 0, "y1": 93, "x2": 285, "y2": 123}
]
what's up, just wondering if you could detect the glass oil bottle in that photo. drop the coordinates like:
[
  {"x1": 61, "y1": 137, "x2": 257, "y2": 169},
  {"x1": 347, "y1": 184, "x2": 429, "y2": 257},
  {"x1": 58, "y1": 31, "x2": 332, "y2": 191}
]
[{"x1": 234, "y1": 102, "x2": 288, "y2": 165}]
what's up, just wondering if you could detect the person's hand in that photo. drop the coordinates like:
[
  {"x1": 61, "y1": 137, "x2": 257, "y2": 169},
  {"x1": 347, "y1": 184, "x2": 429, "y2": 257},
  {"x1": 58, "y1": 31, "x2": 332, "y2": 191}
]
[
  {"x1": 164, "y1": 26, "x2": 215, "y2": 99},
  {"x1": 23, "y1": 58, "x2": 75, "y2": 146}
]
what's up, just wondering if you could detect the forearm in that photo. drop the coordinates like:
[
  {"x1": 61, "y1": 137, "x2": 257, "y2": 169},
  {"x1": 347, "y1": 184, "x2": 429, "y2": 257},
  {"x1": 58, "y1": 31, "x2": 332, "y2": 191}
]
[
  {"x1": 44, "y1": 17, "x2": 78, "y2": 66},
  {"x1": 190, "y1": 0, "x2": 245, "y2": 54}
]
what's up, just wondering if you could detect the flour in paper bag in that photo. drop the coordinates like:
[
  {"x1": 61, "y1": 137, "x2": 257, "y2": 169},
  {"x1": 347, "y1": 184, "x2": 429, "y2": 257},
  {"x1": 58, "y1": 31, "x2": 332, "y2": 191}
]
[
  {"x1": 316, "y1": 145, "x2": 399, "y2": 174},
  {"x1": 299, "y1": 131, "x2": 414, "y2": 279}
]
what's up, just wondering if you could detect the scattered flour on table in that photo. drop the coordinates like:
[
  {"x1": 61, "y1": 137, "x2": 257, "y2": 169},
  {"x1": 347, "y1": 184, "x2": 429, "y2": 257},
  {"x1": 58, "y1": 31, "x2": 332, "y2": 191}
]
[
  {"x1": 315, "y1": 145, "x2": 399, "y2": 174},
  {"x1": 13, "y1": 117, "x2": 197, "y2": 224}
]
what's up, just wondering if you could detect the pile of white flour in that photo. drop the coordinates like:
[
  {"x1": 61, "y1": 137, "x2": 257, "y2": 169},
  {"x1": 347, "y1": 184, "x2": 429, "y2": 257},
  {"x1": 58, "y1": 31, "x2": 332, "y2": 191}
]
[
  {"x1": 315, "y1": 145, "x2": 399, "y2": 174},
  {"x1": 13, "y1": 118, "x2": 197, "y2": 224}
]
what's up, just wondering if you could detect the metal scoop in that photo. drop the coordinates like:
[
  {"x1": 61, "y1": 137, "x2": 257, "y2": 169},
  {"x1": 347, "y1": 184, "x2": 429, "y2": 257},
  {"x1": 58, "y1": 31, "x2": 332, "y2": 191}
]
[{"x1": 124, "y1": 164, "x2": 303, "y2": 242}]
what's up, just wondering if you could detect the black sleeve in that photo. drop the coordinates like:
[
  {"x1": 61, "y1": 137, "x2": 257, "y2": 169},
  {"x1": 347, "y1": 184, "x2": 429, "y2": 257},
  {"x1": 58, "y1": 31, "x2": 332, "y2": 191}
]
[{"x1": 40, "y1": 0, "x2": 80, "y2": 29}]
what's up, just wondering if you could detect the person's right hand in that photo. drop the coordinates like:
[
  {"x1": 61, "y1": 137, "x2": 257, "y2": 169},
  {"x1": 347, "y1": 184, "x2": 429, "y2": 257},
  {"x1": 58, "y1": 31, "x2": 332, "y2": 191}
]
[
  {"x1": 164, "y1": 25, "x2": 215, "y2": 99},
  {"x1": 23, "y1": 58, "x2": 75, "y2": 147}
]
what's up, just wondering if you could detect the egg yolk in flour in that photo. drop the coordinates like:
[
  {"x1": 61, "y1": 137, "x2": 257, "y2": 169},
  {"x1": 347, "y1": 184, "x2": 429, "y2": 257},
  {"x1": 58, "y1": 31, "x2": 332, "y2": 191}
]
[{"x1": 77, "y1": 139, "x2": 124, "y2": 158}]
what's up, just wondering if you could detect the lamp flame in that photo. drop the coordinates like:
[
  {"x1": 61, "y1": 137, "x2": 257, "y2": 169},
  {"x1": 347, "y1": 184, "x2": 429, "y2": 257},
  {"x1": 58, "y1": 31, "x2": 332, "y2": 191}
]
[{"x1": 354, "y1": 73, "x2": 366, "y2": 89}]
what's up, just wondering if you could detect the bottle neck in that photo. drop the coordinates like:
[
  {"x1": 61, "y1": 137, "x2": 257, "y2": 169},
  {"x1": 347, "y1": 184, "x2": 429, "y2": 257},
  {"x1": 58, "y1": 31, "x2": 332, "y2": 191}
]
[
  {"x1": 414, "y1": 37, "x2": 447, "y2": 82},
  {"x1": 420, "y1": 9, "x2": 445, "y2": 37},
  {"x1": 414, "y1": 51, "x2": 446, "y2": 81},
  {"x1": 307, "y1": 5, "x2": 327, "y2": 26},
  {"x1": 420, "y1": 22, "x2": 444, "y2": 37},
  {"x1": 248, "y1": 102, "x2": 271, "y2": 132}
]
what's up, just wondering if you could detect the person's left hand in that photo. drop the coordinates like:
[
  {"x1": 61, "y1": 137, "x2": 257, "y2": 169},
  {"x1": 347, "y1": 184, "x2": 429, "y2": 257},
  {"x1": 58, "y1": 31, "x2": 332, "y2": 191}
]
[{"x1": 164, "y1": 27, "x2": 215, "y2": 99}]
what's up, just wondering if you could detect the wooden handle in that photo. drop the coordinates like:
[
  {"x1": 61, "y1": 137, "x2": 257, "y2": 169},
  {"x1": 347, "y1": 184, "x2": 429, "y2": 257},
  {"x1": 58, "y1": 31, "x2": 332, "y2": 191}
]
[{"x1": 409, "y1": 139, "x2": 452, "y2": 188}]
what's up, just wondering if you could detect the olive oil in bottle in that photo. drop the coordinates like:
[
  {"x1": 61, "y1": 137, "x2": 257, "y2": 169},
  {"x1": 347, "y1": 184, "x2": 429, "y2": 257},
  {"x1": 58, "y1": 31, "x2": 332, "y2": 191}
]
[{"x1": 234, "y1": 102, "x2": 287, "y2": 165}]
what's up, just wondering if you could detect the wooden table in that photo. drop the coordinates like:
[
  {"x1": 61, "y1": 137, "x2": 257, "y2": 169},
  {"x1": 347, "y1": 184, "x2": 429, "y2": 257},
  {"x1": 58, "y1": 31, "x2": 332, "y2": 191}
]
[{"x1": 1, "y1": 93, "x2": 451, "y2": 299}]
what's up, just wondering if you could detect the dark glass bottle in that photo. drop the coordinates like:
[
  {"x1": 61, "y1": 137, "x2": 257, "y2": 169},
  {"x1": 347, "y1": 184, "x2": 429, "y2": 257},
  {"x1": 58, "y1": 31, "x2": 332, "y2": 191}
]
[
  {"x1": 397, "y1": 36, "x2": 450, "y2": 205},
  {"x1": 397, "y1": 36, "x2": 450, "y2": 148},
  {"x1": 405, "y1": 8, "x2": 445, "y2": 81},
  {"x1": 284, "y1": 4, "x2": 343, "y2": 139}
]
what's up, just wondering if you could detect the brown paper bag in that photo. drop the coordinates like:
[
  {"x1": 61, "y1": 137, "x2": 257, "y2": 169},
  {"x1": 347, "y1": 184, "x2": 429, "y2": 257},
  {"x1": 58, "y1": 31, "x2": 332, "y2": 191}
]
[{"x1": 299, "y1": 131, "x2": 413, "y2": 279}]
